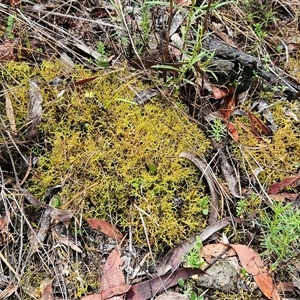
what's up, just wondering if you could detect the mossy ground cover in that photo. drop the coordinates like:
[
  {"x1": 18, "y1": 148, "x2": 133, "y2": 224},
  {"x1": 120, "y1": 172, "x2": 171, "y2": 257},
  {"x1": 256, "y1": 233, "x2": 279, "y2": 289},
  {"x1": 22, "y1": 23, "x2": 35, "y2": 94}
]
[
  {"x1": 1, "y1": 1, "x2": 300, "y2": 298},
  {"x1": 2, "y1": 60, "x2": 212, "y2": 250},
  {"x1": 231, "y1": 99, "x2": 300, "y2": 186},
  {"x1": 2, "y1": 59, "x2": 300, "y2": 298}
]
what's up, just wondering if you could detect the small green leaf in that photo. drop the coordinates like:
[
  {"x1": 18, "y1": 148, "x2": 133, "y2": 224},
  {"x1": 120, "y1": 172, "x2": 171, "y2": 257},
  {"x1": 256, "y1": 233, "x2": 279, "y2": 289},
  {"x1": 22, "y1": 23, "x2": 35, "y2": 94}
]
[
  {"x1": 145, "y1": 158, "x2": 157, "y2": 175},
  {"x1": 202, "y1": 208, "x2": 209, "y2": 215},
  {"x1": 51, "y1": 196, "x2": 61, "y2": 208},
  {"x1": 178, "y1": 277, "x2": 184, "y2": 288},
  {"x1": 132, "y1": 182, "x2": 139, "y2": 188}
]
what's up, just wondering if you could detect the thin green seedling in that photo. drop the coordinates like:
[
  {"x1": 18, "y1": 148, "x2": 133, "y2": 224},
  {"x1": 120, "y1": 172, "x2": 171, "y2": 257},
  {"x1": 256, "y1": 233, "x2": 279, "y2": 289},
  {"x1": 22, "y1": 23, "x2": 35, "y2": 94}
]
[
  {"x1": 208, "y1": 118, "x2": 227, "y2": 142},
  {"x1": 6, "y1": 14, "x2": 15, "y2": 39},
  {"x1": 96, "y1": 41, "x2": 109, "y2": 67},
  {"x1": 184, "y1": 236, "x2": 205, "y2": 268}
]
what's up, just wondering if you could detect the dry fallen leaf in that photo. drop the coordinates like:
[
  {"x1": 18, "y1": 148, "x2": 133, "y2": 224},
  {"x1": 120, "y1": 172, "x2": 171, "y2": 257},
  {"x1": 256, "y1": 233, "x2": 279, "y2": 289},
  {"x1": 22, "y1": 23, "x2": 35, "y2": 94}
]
[
  {"x1": 268, "y1": 193, "x2": 298, "y2": 202},
  {"x1": 268, "y1": 173, "x2": 300, "y2": 195},
  {"x1": 210, "y1": 84, "x2": 228, "y2": 100},
  {"x1": 4, "y1": 86, "x2": 17, "y2": 133},
  {"x1": 86, "y1": 218, "x2": 124, "y2": 241},
  {"x1": 0, "y1": 40, "x2": 16, "y2": 62},
  {"x1": 40, "y1": 279, "x2": 55, "y2": 300},
  {"x1": 0, "y1": 214, "x2": 9, "y2": 235},
  {"x1": 200, "y1": 243, "x2": 236, "y2": 263},
  {"x1": 230, "y1": 244, "x2": 280, "y2": 299},
  {"x1": 81, "y1": 249, "x2": 131, "y2": 300},
  {"x1": 27, "y1": 80, "x2": 43, "y2": 139},
  {"x1": 126, "y1": 268, "x2": 204, "y2": 300},
  {"x1": 247, "y1": 111, "x2": 272, "y2": 137},
  {"x1": 156, "y1": 218, "x2": 231, "y2": 276}
]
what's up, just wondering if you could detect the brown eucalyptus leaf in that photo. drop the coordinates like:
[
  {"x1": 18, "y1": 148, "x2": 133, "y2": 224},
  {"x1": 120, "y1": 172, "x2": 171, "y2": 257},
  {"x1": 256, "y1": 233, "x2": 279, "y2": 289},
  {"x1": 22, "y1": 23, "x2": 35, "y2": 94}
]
[
  {"x1": 86, "y1": 218, "x2": 124, "y2": 241},
  {"x1": 230, "y1": 244, "x2": 280, "y2": 299},
  {"x1": 126, "y1": 268, "x2": 204, "y2": 300}
]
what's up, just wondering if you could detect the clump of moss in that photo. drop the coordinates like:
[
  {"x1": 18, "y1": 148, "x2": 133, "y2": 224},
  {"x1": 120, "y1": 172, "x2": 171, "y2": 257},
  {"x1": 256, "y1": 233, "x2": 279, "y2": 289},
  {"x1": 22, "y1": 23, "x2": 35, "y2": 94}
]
[
  {"x1": 2, "y1": 60, "x2": 211, "y2": 250},
  {"x1": 231, "y1": 100, "x2": 300, "y2": 186}
]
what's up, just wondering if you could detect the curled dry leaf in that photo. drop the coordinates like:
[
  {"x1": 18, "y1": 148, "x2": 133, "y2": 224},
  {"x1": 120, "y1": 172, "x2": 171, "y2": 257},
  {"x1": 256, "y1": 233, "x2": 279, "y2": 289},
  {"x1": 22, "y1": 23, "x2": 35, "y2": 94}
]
[
  {"x1": 156, "y1": 218, "x2": 231, "y2": 276},
  {"x1": 230, "y1": 244, "x2": 280, "y2": 299},
  {"x1": 210, "y1": 84, "x2": 228, "y2": 100},
  {"x1": 86, "y1": 218, "x2": 124, "y2": 241},
  {"x1": 179, "y1": 152, "x2": 219, "y2": 224},
  {"x1": 226, "y1": 121, "x2": 239, "y2": 142},
  {"x1": 247, "y1": 111, "x2": 272, "y2": 137}
]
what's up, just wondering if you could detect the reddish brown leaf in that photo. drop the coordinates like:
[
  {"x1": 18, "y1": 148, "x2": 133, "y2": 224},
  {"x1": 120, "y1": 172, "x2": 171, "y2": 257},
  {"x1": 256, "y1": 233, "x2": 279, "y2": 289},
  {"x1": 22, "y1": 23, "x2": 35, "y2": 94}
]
[
  {"x1": 268, "y1": 173, "x2": 300, "y2": 195},
  {"x1": 41, "y1": 279, "x2": 55, "y2": 300},
  {"x1": 86, "y1": 218, "x2": 124, "y2": 241},
  {"x1": 200, "y1": 243, "x2": 236, "y2": 263},
  {"x1": 126, "y1": 268, "x2": 204, "y2": 300},
  {"x1": 268, "y1": 193, "x2": 298, "y2": 202},
  {"x1": 101, "y1": 249, "x2": 129, "y2": 291},
  {"x1": 225, "y1": 121, "x2": 239, "y2": 142},
  {"x1": 230, "y1": 244, "x2": 279, "y2": 299},
  {"x1": 82, "y1": 249, "x2": 131, "y2": 300},
  {"x1": 0, "y1": 40, "x2": 16, "y2": 62},
  {"x1": 75, "y1": 76, "x2": 99, "y2": 86},
  {"x1": 247, "y1": 111, "x2": 272, "y2": 136},
  {"x1": 0, "y1": 214, "x2": 9, "y2": 235},
  {"x1": 210, "y1": 85, "x2": 228, "y2": 99},
  {"x1": 236, "y1": 120, "x2": 263, "y2": 141},
  {"x1": 219, "y1": 86, "x2": 236, "y2": 119}
]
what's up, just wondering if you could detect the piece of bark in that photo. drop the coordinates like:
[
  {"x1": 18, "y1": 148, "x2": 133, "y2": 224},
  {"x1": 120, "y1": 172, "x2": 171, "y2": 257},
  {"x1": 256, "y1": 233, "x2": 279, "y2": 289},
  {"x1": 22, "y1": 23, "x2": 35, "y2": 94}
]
[{"x1": 203, "y1": 35, "x2": 300, "y2": 98}]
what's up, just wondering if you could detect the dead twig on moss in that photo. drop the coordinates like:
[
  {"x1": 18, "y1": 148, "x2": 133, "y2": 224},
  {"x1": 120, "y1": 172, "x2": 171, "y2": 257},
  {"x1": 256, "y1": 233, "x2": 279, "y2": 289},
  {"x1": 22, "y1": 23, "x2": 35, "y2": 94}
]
[{"x1": 179, "y1": 151, "x2": 220, "y2": 225}]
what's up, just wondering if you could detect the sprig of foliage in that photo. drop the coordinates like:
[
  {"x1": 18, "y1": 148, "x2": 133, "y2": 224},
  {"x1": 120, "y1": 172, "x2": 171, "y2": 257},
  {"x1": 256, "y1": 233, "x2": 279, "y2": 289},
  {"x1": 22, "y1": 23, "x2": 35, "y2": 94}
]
[
  {"x1": 96, "y1": 41, "x2": 109, "y2": 67},
  {"x1": 208, "y1": 118, "x2": 226, "y2": 142},
  {"x1": 6, "y1": 14, "x2": 15, "y2": 39},
  {"x1": 260, "y1": 202, "x2": 300, "y2": 270},
  {"x1": 184, "y1": 236, "x2": 205, "y2": 268}
]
